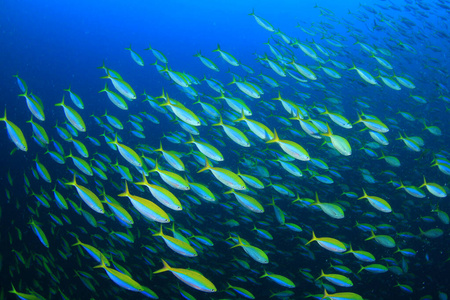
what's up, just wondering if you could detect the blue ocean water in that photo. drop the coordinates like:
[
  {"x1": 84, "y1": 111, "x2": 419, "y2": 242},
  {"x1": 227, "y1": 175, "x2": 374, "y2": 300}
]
[{"x1": 1, "y1": 0, "x2": 449, "y2": 299}]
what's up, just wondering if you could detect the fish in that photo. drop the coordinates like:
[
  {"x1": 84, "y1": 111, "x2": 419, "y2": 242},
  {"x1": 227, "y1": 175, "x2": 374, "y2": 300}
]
[
  {"x1": 152, "y1": 225, "x2": 197, "y2": 257},
  {"x1": 260, "y1": 270, "x2": 295, "y2": 288},
  {"x1": 100, "y1": 72, "x2": 137, "y2": 100},
  {"x1": 230, "y1": 235, "x2": 269, "y2": 264},
  {"x1": 194, "y1": 51, "x2": 220, "y2": 71},
  {"x1": 118, "y1": 181, "x2": 170, "y2": 223},
  {"x1": 0, "y1": 108, "x2": 28, "y2": 151},
  {"x1": 266, "y1": 129, "x2": 310, "y2": 161},
  {"x1": 107, "y1": 134, "x2": 143, "y2": 168},
  {"x1": 159, "y1": 93, "x2": 201, "y2": 126},
  {"x1": 65, "y1": 175, "x2": 104, "y2": 214},
  {"x1": 306, "y1": 231, "x2": 347, "y2": 253},
  {"x1": 249, "y1": 9, "x2": 275, "y2": 32},
  {"x1": 135, "y1": 173, "x2": 182, "y2": 210},
  {"x1": 55, "y1": 95, "x2": 86, "y2": 132},
  {"x1": 94, "y1": 258, "x2": 143, "y2": 292},
  {"x1": 198, "y1": 159, "x2": 246, "y2": 190},
  {"x1": 64, "y1": 86, "x2": 84, "y2": 109},
  {"x1": 153, "y1": 259, "x2": 217, "y2": 292},
  {"x1": 213, "y1": 44, "x2": 239, "y2": 66},
  {"x1": 124, "y1": 44, "x2": 144, "y2": 66}
]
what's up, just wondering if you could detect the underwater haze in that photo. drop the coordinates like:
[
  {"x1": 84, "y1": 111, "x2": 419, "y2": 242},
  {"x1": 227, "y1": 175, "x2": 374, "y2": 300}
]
[{"x1": 0, "y1": 0, "x2": 449, "y2": 299}]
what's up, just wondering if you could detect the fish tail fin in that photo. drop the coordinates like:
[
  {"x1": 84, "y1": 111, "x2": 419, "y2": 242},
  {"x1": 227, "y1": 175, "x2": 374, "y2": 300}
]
[
  {"x1": 321, "y1": 123, "x2": 333, "y2": 137},
  {"x1": 211, "y1": 115, "x2": 224, "y2": 127},
  {"x1": 0, "y1": 107, "x2": 6, "y2": 121},
  {"x1": 117, "y1": 181, "x2": 130, "y2": 197},
  {"x1": 71, "y1": 237, "x2": 82, "y2": 247},
  {"x1": 348, "y1": 62, "x2": 357, "y2": 71},
  {"x1": 98, "y1": 83, "x2": 108, "y2": 93},
  {"x1": 271, "y1": 90, "x2": 283, "y2": 101},
  {"x1": 93, "y1": 257, "x2": 107, "y2": 269},
  {"x1": 319, "y1": 106, "x2": 329, "y2": 115},
  {"x1": 18, "y1": 90, "x2": 28, "y2": 98},
  {"x1": 364, "y1": 230, "x2": 376, "y2": 241},
  {"x1": 234, "y1": 110, "x2": 247, "y2": 122},
  {"x1": 192, "y1": 97, "x2": 202, "y2": 105},
  {"x1": 230, "y1": 236, "x2": 243, "y2": 249},
  {"x1": 197, "y1": 159, "x2": 212, "y2": 173},
  {"x1": 306, "y1": 231, "x2": 316, "y2": 245},
  {"x1": 227, "y1": 76, "x2": 237, "y2": 86},
  {"x1": 9, "y1": 283, "x2": 18, "y2": 294},
  {"x1": 155, "y1": 141, "x2": 163, "y2": 152},
  {"x1": 395, "y1": 180, "x2": 405, "y2": 190},
  {"x1": 158, "y1": 98, "x2": 170, "y2": 108},
  {"x1": 358, "y1": 188, "x2": 368, "y2": 200},
  {"x1": 152, "y1": 225, "x2": 164, "y2": 237},
  {"x1": 395, "y1": 132, "x2": 404, "y2": 140},
  {"x1": 185, "y1": 134, "x2": 195, "y2": 144},
  {"x1": 65, "y1": 174, "x2": 77, "y2": 186},
  {"x1": 266, "y1": 128, "x2": 279, "y2": 144},
  {"x1": 352, "y1": 112, "x2": 363, "y2": 125},
  {"x1": 148, "y1": 160, "x2": 159, "y2": 173},
  {"x1": 357, "y1": 265, "x2": 364, "y2": 274},
  {"x1": 153, "y1": 89, "x2": 165, "y2": 102},
  {"x1": 419, "y1": 176, "x2": 427, "y2": 188},
  {"x1": 154, "y1": 259, "x2": 171, "y2": 274},
  {"x1": 259, "y1": 269, "x2": 268, "y2": 278},
  {"x1": 97, "y1": 61, "x2": 106, "y2": 70},
  {"x1": 54, "y1": 95, "x2": 65, "y2": 107},
  {"x1": 314, "y1": 192, "x2": 320, "y2": 203},
  {"x1": 212, "y1": 44, "x2": 221, "y2": 52},
  {"x1": 315, "y1": 269, "x2": 325, "y2": 281}
]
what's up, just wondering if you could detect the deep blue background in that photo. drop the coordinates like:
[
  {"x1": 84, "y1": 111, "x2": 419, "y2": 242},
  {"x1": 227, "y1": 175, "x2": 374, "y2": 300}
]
[{"x1": 1, "y1": 0, "x2": 449, "y2": 299}]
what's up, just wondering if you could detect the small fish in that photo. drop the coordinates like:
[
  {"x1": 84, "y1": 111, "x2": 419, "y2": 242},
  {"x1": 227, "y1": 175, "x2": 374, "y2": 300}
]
[
  {"x1": 316, "y1": 269, "x2": 353, "y2": 287},
  {"x1": 249, "y1": 9, "x2": 274, "y2": 32},
  {"x1": 266, "y1": 129, "x2": 310, "y2": 161},
  {"x1": 198, "y1": 159, "x2": 246, "y2": 190},
  {"x1": 152, "y1": 225, "x2": 197, "y2": 257},
  {"x1": 213, "y1": 44, "x2": 239, "y2": 66},
  {"x1": 107, "y1": 134, "x2": 143, "y2": 168},
  {"x1": 65, "y1": 175, "x2": 104, "y2": 214},
  {"x1": 100, "y1": 72, "x2": 136, "y2": 100},
  {"x1": 365, "y1": 230, "x2": 396, "y2": 248},
  {"x1": 230, "y1": 235, "x2": 269, "y2": 264},
  {"x1": 125, "y1": 44, "x2": 144, "y2": 66},
  {"x1": 153, "y1": 259, "x2": 216, "y2": 292},
  {"x1": 306, "y1": 231, "x2": 346, "y2": 253},
  {"x1": 55, "y1": 95, "x2": 86, "y2": 132},
  {"x1": 94, "y1": 258, "x2": 143, "y2": 292},
  {"x1": 0, "y1": 108, "x2": 28, "y2": 151},
  {"x1": 118, "y1": 181, "x2": 170, "y2": 223},
  {"x1": 194, "y1": 51, "x2": 220, "y2": 71},
  {"x1": 321, "y1": 123, "x2": 352, "y2": 156},
  {"x1": 260, "y1": 270, "x2": 295, "y2": 288}
]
